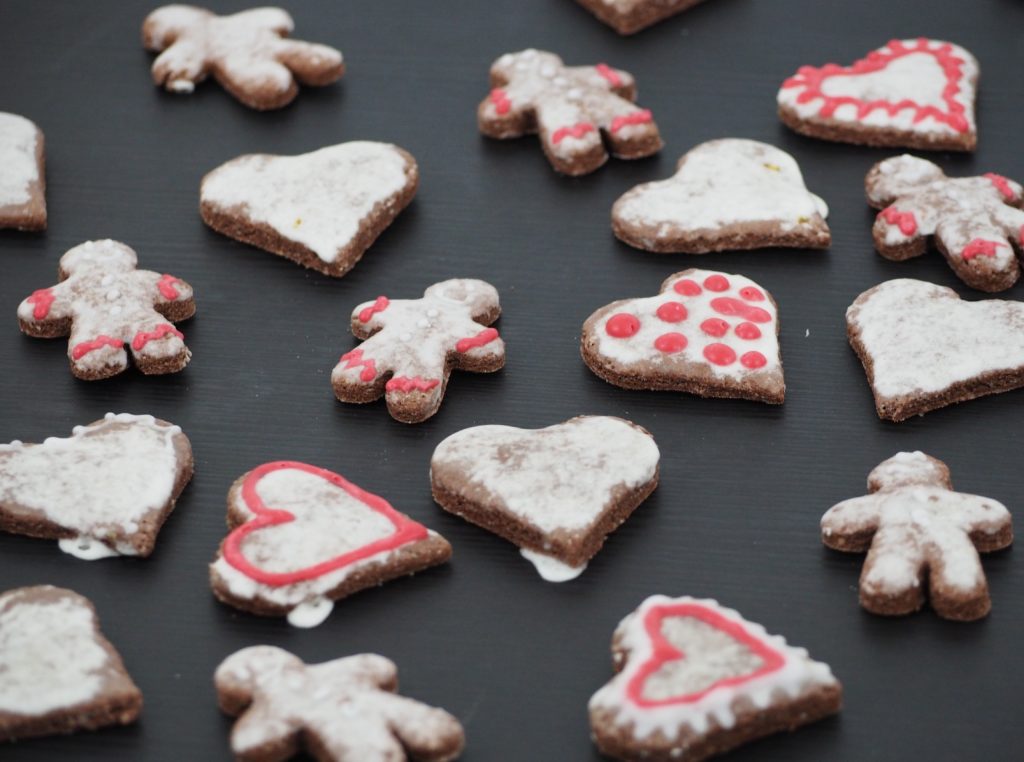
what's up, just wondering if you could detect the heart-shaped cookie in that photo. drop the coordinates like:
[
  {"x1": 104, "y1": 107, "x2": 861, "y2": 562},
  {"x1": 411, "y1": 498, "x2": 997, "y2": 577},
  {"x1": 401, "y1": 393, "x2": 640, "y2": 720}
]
[
  {"x1": 612, "y1": 139, "x2": 830, "y2": 253},
  {"x1": 0, "y1": 413, "x2": 192, "y2": 559},
  {"x1": 582, "y1": 269, "x2": 784, "y2": 404},
  {"x1": 847, "y1": 279, "x2": 1024, "y2": 421},
  {"x1": 210, "y1": 461, "x2": 451, "y2": 627},
  {"x1": 200, "y1": 141, "x2": 419, "y2": 277},
  {"x1": 430, "y1": 416, "x2": 659, "y2": 581},
  {"x1": 589, "y1": 595, "x2": 842, "y2": 761},
  {"x1": 777, "y1": 38, "x2": 978, "y2": 151}
]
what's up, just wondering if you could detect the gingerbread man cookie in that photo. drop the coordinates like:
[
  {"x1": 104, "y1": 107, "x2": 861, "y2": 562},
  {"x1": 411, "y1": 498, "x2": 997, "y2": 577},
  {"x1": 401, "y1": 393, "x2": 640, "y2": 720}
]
[
  {"x1": 17, "y1": 240, "x2": 195, "y2": 380},
  {"x1": 143, "y1": 5, "x2": 344, "y2": 110},
  {"x1": 867, "y1": 155, "x2": 1024, "y2": 292},
  {"x1": 574, "y1": 0, "x2": 711, "y2": 35},
  {"x1": 216, "y1": 646, "x2": 465, "y2": 761},
  {"x1": 0, "y1": 112, "x2": 46, "y2": 231},
  {"x1": 332, "y1": 279, "x2": 505, "y2": 423},
  {"x1": 478, "y1": 49, "x2": 662, "y2": 176},
  {"x1": 822, "y1": 452, "x2": 1012, "y2": 621}
]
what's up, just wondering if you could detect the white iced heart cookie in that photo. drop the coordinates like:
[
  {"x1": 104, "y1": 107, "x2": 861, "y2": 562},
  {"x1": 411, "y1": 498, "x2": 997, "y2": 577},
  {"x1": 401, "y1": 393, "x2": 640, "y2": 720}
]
[
  {"x1": 778, "y1": 38, "x2": 978, "y2": 151},
  {"x1": 582, "y1": 269, "x2": 784, "y2": 404},
  {"x1": 0, "y1": 414, "x2": 192, "y2": 559},
  {"x1": 0, "y1": 112, "x2": 46, "y2": 231},
  {"x1": 430, "y1": 416, "x2": 660, "y2": 581},
  {"x1": 847, "y1": 279, "x2": 1024, "y2": 421},
  {"x1": 612, "y1": 139, "x2": 830, "y2": 253},
  {"x1": 200, "y1": 141, "x2": 419, "y2": 277}
]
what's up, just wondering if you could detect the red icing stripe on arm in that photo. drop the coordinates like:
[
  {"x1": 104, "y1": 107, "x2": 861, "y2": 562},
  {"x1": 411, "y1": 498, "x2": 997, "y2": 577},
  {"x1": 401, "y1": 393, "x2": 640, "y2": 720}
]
[
  {"x1": 26, "y1": 288, "x2": 55, "y2": 319},
  {"x1": 595, "y1": 63, "x2": 622, "y2": 87},
  {"x1": 132, "y1": 324, "x2": 184, "y2": 351},
  {"x1": 962, "y1": 239, "x2": 1006, "y2": 260},
  {"x1": 358, "y1": 296, "x2": 389, "y2": 323},
  {"x1": 878, "y1": 207, "x2": 918, "y2": 236},
  {"x1": 385, "y1": 376, "x2": 440, "y2": 393},
  {"x1": 610, "y1": 109, "x2": 653, "y2": 134},
  {"x1": 339, "y1": 349, "x2": 377, "y2": 382},
  {"x1": 455, "y1": 327, "x2": 499, "y2": 353},
  {"x1": 490, "y1": 88, "x2": 511, "y2": 115},
  {"x1": 72, "y1": 335, "x2": 124, "y2": 360},
  {"x1": 552, "y1": 122, "x2": 595, "y2": 144},
  {"x1": 157, "y1": 274, "x2": 182, "y2": 300},
  {"x1": 984, "y1": 173, "x2": 1016, "y2": 200}
]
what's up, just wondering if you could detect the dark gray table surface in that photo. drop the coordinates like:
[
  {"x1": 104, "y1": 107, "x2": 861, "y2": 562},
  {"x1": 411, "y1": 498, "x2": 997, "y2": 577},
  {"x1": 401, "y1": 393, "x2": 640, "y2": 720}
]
[{"x1": 2, "y1": 0, "x2": 1022, "y2": 759}]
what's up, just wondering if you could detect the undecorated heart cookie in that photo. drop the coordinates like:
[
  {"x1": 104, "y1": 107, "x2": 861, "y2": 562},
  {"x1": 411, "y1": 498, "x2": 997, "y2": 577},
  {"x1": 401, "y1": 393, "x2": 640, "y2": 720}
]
[
  {"x1": 589, "y1": 595, "x2": 842, "y2": 762},
  {"x1": 582, "y1": 269, "x2": 784, "y2": 404},
  {"x1": 200, "y1": 141, "x2": 418, "y2": 277},
  {"x1": 847, "y1": 279, "x2": 1024, "y2": 421},
  {"x1": 0, "y1": 413, "x2": 193, "y2": 559},
  {"x1": 612, "y1": 139, "x2": 830, "y2": 253},
  {"x1": 0, "y1": 112, "x2": 45, "y2": 231},
  {"x1": 209, "y1": 461, "x2": 451, "y2": 628},
  {"x1": 778, "y1": 38, "x2": 978, "y2": 151},
  {"x1": 430, "y1": 416, "x2": 659, "y2": 581}
]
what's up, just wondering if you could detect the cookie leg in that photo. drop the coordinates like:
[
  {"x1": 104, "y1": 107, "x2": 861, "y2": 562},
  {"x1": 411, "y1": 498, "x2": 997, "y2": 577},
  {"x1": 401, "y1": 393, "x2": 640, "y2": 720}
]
[
  {"x1": 935, "y1": 217, "x2": 1019, "y2": 293},
  {"x1": 384, "y1": 372, "x2": 447, "y2": 424},
  {"x1": 925, "y1": 534, "x2": 989, "y2": 621},
  {"x1": 129, "y1": 320, "x2": 189, "y2": 375},
  {"x1": 602, "y1": 99, "x2": 662, "y2": 160},
  {"x1": 535, "y1": 97, "x2": 606, "y2": 175},
  {"x1": 274, "y1": 39, "x2": 345, "y2": 86},
  {"x1": 68, "y1": 327, "x2": 128, "y2": 381},
  {"x1": 858, "y1": 525, "x2": 926, "y2": 616},
  {"x1": 332, "y1": 348, "x2": 389, "y2": 404},
  {"x1": 213, "y1": 56, "x2": 298, "y2": 110}
]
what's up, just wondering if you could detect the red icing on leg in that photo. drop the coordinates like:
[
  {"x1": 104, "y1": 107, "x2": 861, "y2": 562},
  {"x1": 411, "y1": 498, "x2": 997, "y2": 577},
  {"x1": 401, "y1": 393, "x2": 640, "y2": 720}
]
[
  {"x1": 131, "y1": 323, "x2": 184, "y2": 351},
  {"x1": 595, "y1": 63, "x2": 622, "y2": 88},
  {"x1": 490, "y1": 88, "x2": 511, "y2": 115},
  {"x1": 984, "y1": 173, "x2": 1015, "y2": 201},
  {"x1": 72, "y1": 335, "x2": 125, "y2": 360},
  {"x1": 26, "y1": 288, "x2": 55, "y2": 319},
  {"x1": 961, "y1": 239, "x2": 1006, "y2": 260},
  {"x1": 610, "y1": 110, "x2": 653, "y2": 134},
  {"x1": 455, "y1": 327, "x2": 499, "y2": 353},
  {"x1": 358, "y1": 296, "x2": 389, "y2": 323},
  {"x1": 157, "y1": 274, "x2": 182, "y2": 300},
  {"x1": 879, "y1": 206, "x2": 918, "y2": 236},
  {"x1": 552, "y1": 122, "x2": 596, "y2": 144},
  {"x1": 386, "y1": 376, "x2": 440, "y2": 393},
  {"x1": 339, "y1": 349, "x2": 377, "y2": 382},
  {"x1": 710, "y1": 298, "x2": 772, "y2": 323}
]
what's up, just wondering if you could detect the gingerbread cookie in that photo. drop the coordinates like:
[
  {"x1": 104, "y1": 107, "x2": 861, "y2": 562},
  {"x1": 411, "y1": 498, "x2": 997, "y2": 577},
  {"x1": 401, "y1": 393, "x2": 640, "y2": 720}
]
[
  {"x1": 0, "y1": 586, "x2": 142, "y2": 742},
  {"x1": 332, "y1": 279, "x2": 504, "y2": 423},
  {"x1": 478, "y1": 49, "x2": 662, "y2": 176},
  {"x1": 823, "y1": 452, "x2": 1012, "y2": 620},
  {"x1": 0, "y1": 112, "x2": 45, "y2": 231},
  {"x1": 867, "y1": 155, "x2": 1024, "y2": 292},
  {"x1": 200, "y1": 142, "x2": 418, "y2": 278},
  {"x1": 431, "y1": 416, "x2": 659, "y2": 581},
  {"x1": 216, "y1": 646, "x2": 465, "y2": 761},
  {"x1": 0, "y1": 413, "x2": 192, "y2": 560},
  {"x1": 582, "y1": 269, "x2": 784, "y2": 404},
  {"x1": 612, "y1": 139, "x2": 830, "y2": 253},
  {"x1": 143, "y1": 5, "x2": 344, "y2": 110},
  {"x1": 210, "y1": 461, "x2": 451, "y2": 628},
  {"x1": 589, "y1": 595, "x2": 842, "y2": 762},
  {"x1": 17, "y1": 240, "x2": 195, "y2": 380},
  {"x1": 846, "y1": 279, "x2": 1024, "y2": 421},
  {"x1": 778, "y1": 38, "x2": 978, "y2": 151},
  {"x1": 574, "y1": 0, "x2": 710, "y2": 35}
]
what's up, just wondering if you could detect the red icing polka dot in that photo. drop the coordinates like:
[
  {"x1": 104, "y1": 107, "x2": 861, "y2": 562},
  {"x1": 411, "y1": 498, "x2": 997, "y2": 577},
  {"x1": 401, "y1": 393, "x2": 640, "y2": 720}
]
[
  {"x1": 656, "y1": 301, "x2": 687, "y2": 323},
  {"x1": 673, "y1": 279, "x2": 702, "y2": 296},
  {"x1": 739, "y1": 286, "x2": 764, "y2": 301},
  {"x1": 741, "y1": 351, "x2": 767, "y2": 369},
  {"x1": 710, "y1": 297, "x2": 771, "y2": 323},
  {"x1": 735, "y1": 322, "x2": 761, "y2": 340},
  {"x1": 606, "y1": 313, "x2": 640, "y2": 338},
  {"x1": 654, "y1": 332, "x2": 687, "y2": 353},
  {"x1": 703, "y1": 274, "x2": 730, "y2": 292},
  {"x1": 700, "y1": 318, "x2": 729, "y2": 337},
  {"x1": 703, "y1": 343, "x2": 736, "y2": 366}
]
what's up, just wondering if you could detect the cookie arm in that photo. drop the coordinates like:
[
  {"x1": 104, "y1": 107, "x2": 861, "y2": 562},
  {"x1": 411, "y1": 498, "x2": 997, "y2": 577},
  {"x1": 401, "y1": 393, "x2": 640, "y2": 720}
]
[
  {"x1": 478, "y1": 81, "x2": 534, "y2": 139},
  {"x1": 332, "y1": 333, "x2": 393, "y2": 404},
  {"x1": 956, "y1": 494, "x2": 1013, "y2": 551},
  {"x1": 350, "y1": 295, "x2": 391, "y2": 339},
  {"x1": 379, "y1": 694, "x2": 466, "y2": 761},
  {"x1": 821, "y1": 495, "x2": 882, "y2": 551},
  {"x1": 569, "y1": 64, "x2": 637, "y2": 100},
  {"x1": 450, "y1": 316, "x2": 505, "y2": 372},
  {"x1": 273, "y1": 38, "x2": 344, "y2": 86},
  {"x1": 16, "y1": 281, "x2": 74, "y2": 337},
  {"x1": 136, "y1": 271, "x2": 196, "y2": 317}
]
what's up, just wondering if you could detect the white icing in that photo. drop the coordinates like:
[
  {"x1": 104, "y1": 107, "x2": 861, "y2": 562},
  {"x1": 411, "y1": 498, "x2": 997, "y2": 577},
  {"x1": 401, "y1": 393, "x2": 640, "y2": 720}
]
[
  {"x1": 613, "y1": 139, "x2": 828, "y2": 240},
  {"x1": 0, "y1": 413, "x2": 184, "y2": 557},
  {"x1": 846, "y1": 279, "x2": 1024, "y2": 398},
  {"x1": 286, "y1": 597, "x2": 334, "y2": 628},
  {"x1": 589, "y1": 595, "x2": 839, "y2": 739},
  {"x1": 520, "y1": 548, "x2": 586, "y2": 582},
  {"x1": 59, "y1": 536, "x2": 121, "y2": 560},
  {"x1": 0, "y1": 112, "x2": 40, "y2": 207},
  {"x1": 201, "y1": 142, "x2": 412, "y2": 264}
]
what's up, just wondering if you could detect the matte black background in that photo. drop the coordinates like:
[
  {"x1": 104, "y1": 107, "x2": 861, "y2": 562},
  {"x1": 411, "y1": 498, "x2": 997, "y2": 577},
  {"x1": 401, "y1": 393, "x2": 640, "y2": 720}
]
[{"x1": 1, "y1": 0, "x2": 1023, "y2": 759}]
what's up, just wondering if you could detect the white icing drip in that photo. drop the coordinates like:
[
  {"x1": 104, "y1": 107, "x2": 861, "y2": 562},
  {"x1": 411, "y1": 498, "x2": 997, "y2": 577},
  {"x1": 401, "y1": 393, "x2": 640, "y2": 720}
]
[
  {"x1": 58, "y1": 536, "x2": 121, "y2": 560},
  {"x1": 0, "y1": 112, "x2": 40, "y2": 207},
  {"x1": 520, "y1": 548, "x2": 586, "y2": 582},
  {"x1": 286, "y1": 597, "x2": 334, "y2": 628},
  {"x1": 201, "y1": 142, "x2": 412, "y2": 263}
]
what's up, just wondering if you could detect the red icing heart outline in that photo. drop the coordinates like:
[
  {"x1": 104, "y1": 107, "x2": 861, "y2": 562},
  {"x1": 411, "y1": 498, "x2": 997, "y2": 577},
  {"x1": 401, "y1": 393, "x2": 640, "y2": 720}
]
[
  {"x1": 782, "y1": 38, "x2": 970, "y2": 133},
  {"x1": 222, "y1": 461, "x2": 428, "y2": 586},
  {"x1": 626, "y1": 602, "x2": 786, "y2": 707}
]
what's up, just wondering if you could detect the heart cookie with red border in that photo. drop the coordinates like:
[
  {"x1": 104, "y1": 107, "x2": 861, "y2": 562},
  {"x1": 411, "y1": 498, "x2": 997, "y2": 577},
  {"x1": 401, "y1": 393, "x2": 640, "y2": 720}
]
[
  {"x1": 589, "y1": 596, "x2": 842, "y2": 761},
  {"x1": 209, "y1": 461, "x2": 451, "y2": 628},
  {"x1": 777, "y1": 38, "x2": 978, "y2": 152}
]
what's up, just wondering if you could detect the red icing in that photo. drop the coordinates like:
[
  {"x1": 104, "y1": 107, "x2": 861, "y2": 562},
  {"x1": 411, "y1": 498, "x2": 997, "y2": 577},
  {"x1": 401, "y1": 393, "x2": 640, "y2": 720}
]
[
  {"x1": 781, "y1": 38, "x2": 970, "y2": 133},
  {"x1": 962, "y1": 238, "x2": 1006, "y2": 260},
  {"x1": 739, "y1": 287, "x2": 764, "y2": 302},
  {"x1": 703, "y1": 343, "x2": 736, "y2": 366},
  {"x1": 26, "y1": 288, "x2": 55, "y2": 320},
  {"x1": 700, "y1": 318, "x2": 729, "y2": 338},
  {"x1": 710, "y1": 297, "x2": 771, "y2": 323},
  {"x1": 221, "y1": 461, "x2": 429, "y2": 587},
  {"x1": 606, "y1": 313, "x2": 640, "y2": 338},
  {"x1": 673, "y1": 279, "x2": 702, "y2": 297},
  {"x1": 654, "y1": 332, "x2": 687, "y2": 353},
  {"x1": 878, "y1": 206, "x2": 918, "y2": 236},
  {"x1": 131, "y1": 323, "x2": 183, "y2": 351},
  {"x1": 735, "y1": 322, "x2": 762, "y2": 340},
  {"x1": 456, "y1": 327, "x2": 499, "y2": 353},
  {"x1": 552, "y1": 122, "x2": 596, "y2": 144},
  {"x1": 71, "y1": 335, "x2": 124, "y2": 360},
  {"x1": 610, "y1": 109, "x2": 653, "y2": 134},
  {"x1": 490, "y1": 88, "x2": 511, "y2": 115},
  {"x1": 358, "y1": 296, "x2": 389, "y2": 323},
  {"x1": 741, "y1": 351, "x2": 768, "y2": 369},
  {"x1": 656, "y1": 302, "x2": 687, "y2": 323},
  {"x1": 703, "y1": 274, "x2": 730, "y2": 292},
  {"x1": 339, "y1": 348, "x2": 377, "y2": 382},
  {"x1": 595, "y1": 63, "x2": 622, "y2": 87},
  {"x1": 157, "y1": 274, "x2": 182, "y2": 300},
  {"x1": 984, "y1": 173, "x2": 1015, "y2": 201},
  {"x1": 625, "y1": 602, "x2": 786, "y2": 708},
  {"x1": 386, "y1": 376, "x2": 440, "y2": 393}
]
